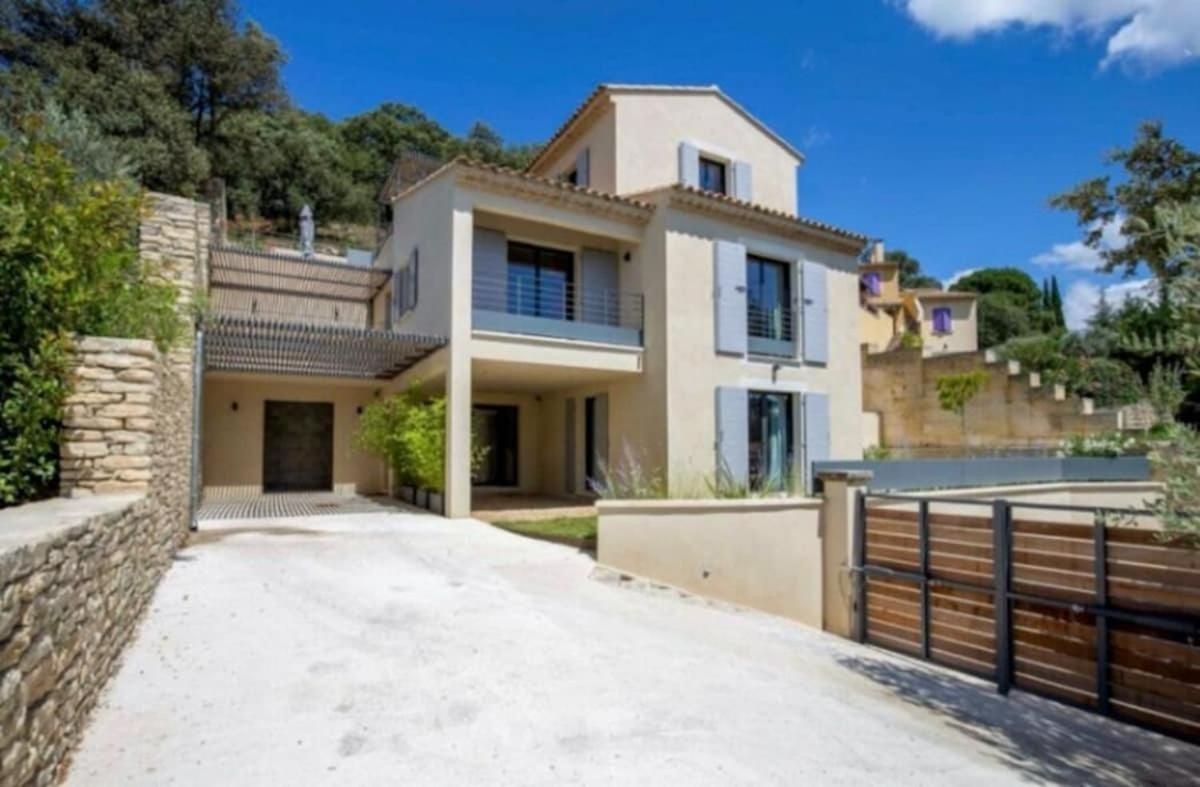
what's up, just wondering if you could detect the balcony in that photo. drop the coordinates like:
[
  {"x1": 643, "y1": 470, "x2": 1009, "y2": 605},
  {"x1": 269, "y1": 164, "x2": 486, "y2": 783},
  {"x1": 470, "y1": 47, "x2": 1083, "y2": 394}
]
[
  {"x1": 747, "y1": 303, "x2": 795, "y2": 357},
  {"x1": 472, "y1": 275, "x2": 644, "y2": 347}
]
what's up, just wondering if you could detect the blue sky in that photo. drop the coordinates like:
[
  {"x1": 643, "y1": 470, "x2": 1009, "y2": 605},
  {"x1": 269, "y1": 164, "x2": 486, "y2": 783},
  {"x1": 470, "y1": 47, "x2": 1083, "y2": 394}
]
[{"x1": 242, "y1": 0, "x2": 1200, "y2": 328}]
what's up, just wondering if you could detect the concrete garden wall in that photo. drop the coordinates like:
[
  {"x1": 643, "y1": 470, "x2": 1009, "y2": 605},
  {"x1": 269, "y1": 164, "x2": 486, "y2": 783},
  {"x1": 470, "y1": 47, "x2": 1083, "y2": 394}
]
[{"x1": 596, "y1": 497, "x2": 825, "y2": 626}]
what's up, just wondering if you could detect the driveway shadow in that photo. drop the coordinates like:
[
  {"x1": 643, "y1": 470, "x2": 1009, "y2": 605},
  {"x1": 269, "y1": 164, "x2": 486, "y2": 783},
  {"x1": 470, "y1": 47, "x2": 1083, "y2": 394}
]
[{"x1": 836, "y1": 653, "x2": 1200, "y2": 786}]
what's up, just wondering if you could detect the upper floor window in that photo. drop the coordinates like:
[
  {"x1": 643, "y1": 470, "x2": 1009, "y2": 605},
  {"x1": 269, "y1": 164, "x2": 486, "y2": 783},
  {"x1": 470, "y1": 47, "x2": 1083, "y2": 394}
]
[
  {"x1": 507, "y1": 241, "x2": 575, "y2": 321},
  {"x1": 699, "y1": 156, "x2": 727, "y2": 194},
  {"x1": 863, "y1": 271, "x2": 882, "y2": 297},
  {"x1": 747, "y1": 255, "x2": 792, "y2": 343},
  {"x1": 932, "y1": 306, "x2": 952, "y2": 334}
]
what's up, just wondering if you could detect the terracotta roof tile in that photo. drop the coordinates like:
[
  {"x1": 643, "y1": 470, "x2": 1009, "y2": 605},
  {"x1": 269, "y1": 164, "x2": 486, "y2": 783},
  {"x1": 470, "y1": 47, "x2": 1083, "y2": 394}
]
[{"x1": 665, "y1": 183, "x2": 867, "y2": 244}]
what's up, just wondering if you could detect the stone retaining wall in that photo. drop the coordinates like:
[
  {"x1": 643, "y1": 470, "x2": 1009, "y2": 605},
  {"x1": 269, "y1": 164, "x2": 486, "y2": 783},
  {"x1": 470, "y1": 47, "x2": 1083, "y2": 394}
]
[
  {"x1": 0, "y1": 192, "x2": 206, "y2": 786},
  {"x1": 0, "y1": 495, "x2": 186, "y2": 786}
]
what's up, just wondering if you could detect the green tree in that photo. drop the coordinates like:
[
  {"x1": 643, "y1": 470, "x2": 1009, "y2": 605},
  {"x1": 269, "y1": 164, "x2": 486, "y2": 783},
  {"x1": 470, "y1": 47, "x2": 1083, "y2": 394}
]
[
  {"x1": 951, "y1": 267, "x2": 1052, "y2": 347},
  {"x1": 1049, "y1": 275, "x2": 1065, "y2": 328},
  {"x1": 0, "y1": 116, "x2": 182, "y2": 504},
  {"x1": 1, "y1": 0, "x2": 283, "y2": 195},
  {"x1": 936, "y1": 370, "x2": 990, "y2": 438},
  {"x1": 886, "y1": 249, "x2": 941, "y2": 290},
  {"x1": 1051, "y1": 122, "x2": 1200, "y2": 294}
]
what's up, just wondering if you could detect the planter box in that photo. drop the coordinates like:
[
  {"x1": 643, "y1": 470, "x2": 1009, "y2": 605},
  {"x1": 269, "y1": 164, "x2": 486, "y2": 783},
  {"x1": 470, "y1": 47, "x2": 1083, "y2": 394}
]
[
  {"x1": 427, "y1": 492, "x2": 444, "y2": 515},
  {"x1": 416, "y1": 489, "x2": 429, "y2": 509},
  {"x1": 397, "y1": 485, "x2": 415, "y2": 504}
]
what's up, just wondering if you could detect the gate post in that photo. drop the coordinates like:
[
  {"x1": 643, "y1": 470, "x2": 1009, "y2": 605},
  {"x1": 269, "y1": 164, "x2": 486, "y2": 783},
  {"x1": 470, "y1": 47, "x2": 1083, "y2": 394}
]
[
  {"x1": 992, "y1": 500, "x2": 1012, "y2": 695},
  {"x1": 853, "y1": 489, "x2": 867, "y2": 643}
]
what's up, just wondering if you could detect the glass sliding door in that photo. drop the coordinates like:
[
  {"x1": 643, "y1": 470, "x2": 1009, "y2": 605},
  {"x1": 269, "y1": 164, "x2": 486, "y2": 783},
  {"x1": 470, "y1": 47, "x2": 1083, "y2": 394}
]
[
  {"x1": 472, "y1": 405, "x2": 518, "y2": 487},
  {"x1": 748, "y1": 391, "x2": 794, "y2": 492},
  {"x1": 506, "y1": 242, "x2": 574, "y2": 321}
]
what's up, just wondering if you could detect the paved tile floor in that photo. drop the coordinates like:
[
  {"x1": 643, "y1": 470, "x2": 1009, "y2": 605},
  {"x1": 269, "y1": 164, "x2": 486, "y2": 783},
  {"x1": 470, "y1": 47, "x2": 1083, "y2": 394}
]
[{"x1": 66, "y1": 511, "x2": 1200, "y2": 786}]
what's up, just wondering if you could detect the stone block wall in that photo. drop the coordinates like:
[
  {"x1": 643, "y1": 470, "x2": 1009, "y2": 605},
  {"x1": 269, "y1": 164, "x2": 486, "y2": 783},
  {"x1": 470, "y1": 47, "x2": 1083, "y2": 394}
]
[
  {"x1": 0, "y1": 192, "x2": 207, "y2": 786},
  {"x1": 59, "y1": 339, "x2": 161, "y2": 497},
  {"x1": 862, "y1": 347, "x2": 1130, "y2": 455},
  {"x1": 0, "y1": 496, "x2": 187, "y2": 786}
]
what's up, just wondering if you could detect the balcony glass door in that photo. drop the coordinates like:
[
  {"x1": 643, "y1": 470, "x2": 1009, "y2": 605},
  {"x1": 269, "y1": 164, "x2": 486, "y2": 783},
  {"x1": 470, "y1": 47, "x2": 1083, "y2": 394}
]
[
  {"x1": 747, "y1": 255, "x2": 792, "y2": 342},
  {"x1": 748, "y1": 391, "x2": 793, "y2": 491},
  {"x1": 507, "y1": 242, "x2": 574, "y2": 321}
]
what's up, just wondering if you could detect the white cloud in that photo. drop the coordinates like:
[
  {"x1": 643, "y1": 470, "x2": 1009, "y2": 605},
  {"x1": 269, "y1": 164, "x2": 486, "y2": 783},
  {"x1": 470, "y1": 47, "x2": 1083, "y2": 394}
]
[
  {"x1": 944, "y1": 268, "x2": 979, "y2": 288},
  {"x1": 1033, "y1": 218, "x2": 1127, "y2": 271},
  {"x1": 803, "y1": 126, "x2": 831, "y2": 149},
  {"x1": 1063, "y1": 277, "x2": 1155, "y2": 330},
  {"x1": 899, "y1": 0, "x2": 1200, "y2": 69}
]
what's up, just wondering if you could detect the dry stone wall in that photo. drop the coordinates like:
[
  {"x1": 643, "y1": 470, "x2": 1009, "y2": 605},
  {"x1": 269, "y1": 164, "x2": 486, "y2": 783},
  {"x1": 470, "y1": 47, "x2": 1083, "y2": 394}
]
[
  {"x1": 0, "y1": 192, "x2": 207, "y2": 786},
  {"x1": 862, "y1": 347, "x2": 1132, "y2": 455}
]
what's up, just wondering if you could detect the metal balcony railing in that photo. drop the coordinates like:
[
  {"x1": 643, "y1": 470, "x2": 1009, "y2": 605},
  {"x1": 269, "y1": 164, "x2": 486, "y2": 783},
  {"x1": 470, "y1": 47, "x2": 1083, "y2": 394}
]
[
  {"x1": 472, "y1": 275, "x2": 644, "y2": 333},
  {"x1": 747, "y1": 302, "x2": 795, "y2": 342}
]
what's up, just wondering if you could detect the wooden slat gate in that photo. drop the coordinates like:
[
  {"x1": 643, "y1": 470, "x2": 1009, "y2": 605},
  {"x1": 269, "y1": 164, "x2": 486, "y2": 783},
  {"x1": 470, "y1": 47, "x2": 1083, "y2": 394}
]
[{"x1": 853, "y1": 492, "x2": 1200, "y2": 743}]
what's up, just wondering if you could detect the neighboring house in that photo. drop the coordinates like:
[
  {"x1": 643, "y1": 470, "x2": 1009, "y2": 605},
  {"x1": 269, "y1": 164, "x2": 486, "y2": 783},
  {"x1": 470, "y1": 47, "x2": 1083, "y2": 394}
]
[
  {"x1": 199, "y1": 84, "x2": 868, "y2": 517},
  {"x1": 858, "y1": 245, "x2": 977, "y2": 357}
]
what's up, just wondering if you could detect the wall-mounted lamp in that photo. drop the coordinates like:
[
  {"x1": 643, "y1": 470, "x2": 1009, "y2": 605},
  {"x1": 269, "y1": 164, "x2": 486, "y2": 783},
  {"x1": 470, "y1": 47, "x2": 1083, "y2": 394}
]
[
  {"x1": 356, "y1": 406, "x2": 364, "y2": 415},
  {"x1": 623, "y1": 251, "x2": 632, "y2": 262},
  {"x1": 231, "y1": 401, "x2": 239, "y2": 412}
]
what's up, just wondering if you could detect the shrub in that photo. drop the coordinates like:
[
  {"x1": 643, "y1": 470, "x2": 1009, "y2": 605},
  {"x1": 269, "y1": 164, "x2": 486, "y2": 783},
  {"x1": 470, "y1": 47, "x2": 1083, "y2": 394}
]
[
  {"x1": 899, "y1": 331, "x2": 923, "y2": 350},
  {"x1": 593, "y1": 443, "x2": 668, "y2": 500},
  {"x1": 1067, "y1": 357, "x2": 1144, "y2": 408},
  {"x1": 1060, "y1": 431, "x2": 1140, "y2": 458},
  {"x1": 0, "y1": 115, "x2": 182, "y2": 506},
  {"x1": 864, "y1": 445, "x2": 892, "y2": 460},
  {"x1": 1147, "y1": 363, "x2": 1186, "y2": 424},
  {"x1": 1148, "y1": 424, "x2": 1200, "y2": 541},
  {"x1": 355, "y1": 387, "x2": 485, "y2": 493}
]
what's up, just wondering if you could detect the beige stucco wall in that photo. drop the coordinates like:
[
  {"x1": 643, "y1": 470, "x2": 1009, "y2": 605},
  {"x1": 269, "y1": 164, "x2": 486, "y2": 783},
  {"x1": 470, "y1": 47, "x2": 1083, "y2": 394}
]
[
  {"x1": 597, "y1": 497, "x2": 826, "y2": 625},
  {"x1": 860, "y1": 305, "x2": 900, "y2": 353},
  {"x1": 917, "y1": 296, "x2": 978, "y2": 356},
  {"x1": 201, "y1": 375, "x2": 386, "y2": 497},
  {"x1": 383, "y1": 173, "x2": 456, "y2": 339},
  {"x1": 536, "y1": 103, "x2": 618, "y2": 195},
  {"x1": 656, "y1": 204, "x2": 864, "y2": 488},
  {"x1": 612, "y1": 92, "x2": 802, "y2": 214}
]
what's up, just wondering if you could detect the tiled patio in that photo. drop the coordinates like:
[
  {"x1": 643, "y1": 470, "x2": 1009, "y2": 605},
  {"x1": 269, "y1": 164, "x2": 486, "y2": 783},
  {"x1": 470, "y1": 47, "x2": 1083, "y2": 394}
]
[{"x1": 197, "y1": 492, "x2": 413, "y2": 521}]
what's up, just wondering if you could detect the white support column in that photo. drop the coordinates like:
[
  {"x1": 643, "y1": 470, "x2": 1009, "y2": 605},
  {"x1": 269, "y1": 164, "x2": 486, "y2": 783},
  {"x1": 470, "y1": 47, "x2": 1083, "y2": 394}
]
[{"x1": 444, "y1": 194, "x2": 474, "y2": 518}]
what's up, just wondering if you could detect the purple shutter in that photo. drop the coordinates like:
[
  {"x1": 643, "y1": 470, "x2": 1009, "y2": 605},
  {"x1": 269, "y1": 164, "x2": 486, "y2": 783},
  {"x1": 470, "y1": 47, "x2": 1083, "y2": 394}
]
[
  {"x1": 933, "y1": 307, "x2": 952, "y2": 334},
  {"x1": 864, "y1": 272, "x2": 881, "y2": 296}
]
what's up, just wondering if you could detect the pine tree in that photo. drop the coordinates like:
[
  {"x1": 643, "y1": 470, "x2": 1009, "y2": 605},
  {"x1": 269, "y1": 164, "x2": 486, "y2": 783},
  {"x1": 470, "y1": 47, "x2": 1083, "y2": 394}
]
[{"x1": 1050, "y1": 276, "x2": 1065, "y2": 328}]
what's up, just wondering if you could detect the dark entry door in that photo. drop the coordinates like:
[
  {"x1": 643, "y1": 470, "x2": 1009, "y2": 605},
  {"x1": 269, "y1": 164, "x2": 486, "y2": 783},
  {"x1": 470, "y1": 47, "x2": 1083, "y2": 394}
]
[{"x1": 263, "y1": 401, "x2": 334, "y2": 492}]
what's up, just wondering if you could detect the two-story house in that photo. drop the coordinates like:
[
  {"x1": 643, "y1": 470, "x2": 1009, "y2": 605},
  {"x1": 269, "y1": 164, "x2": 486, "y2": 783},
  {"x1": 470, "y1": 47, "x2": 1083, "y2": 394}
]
[
  {"x1": 859, "y1": 244, "x2": 978, "y2": 357},
  {"x1": 199, "y1": 84, "x2": 868, "y2": 518}
]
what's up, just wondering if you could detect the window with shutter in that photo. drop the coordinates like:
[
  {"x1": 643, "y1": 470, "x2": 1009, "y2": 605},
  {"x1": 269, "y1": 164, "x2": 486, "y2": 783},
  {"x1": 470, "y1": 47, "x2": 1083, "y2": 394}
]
[
  {"x1": 932, "y1": 306, "x2": 952, "y2": 334},
  {"x1": 863, "y1": 271, "x2": 882, "y2": 296},
  {"x1": 678, "y1": 142, "x2": 700, "y2": 188}
]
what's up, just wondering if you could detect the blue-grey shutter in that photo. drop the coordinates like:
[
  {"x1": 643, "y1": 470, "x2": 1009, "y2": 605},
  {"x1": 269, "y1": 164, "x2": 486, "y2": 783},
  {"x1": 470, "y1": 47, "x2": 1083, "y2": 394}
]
[
  {"x1": 565, "y1": 398, "x2": 577, "y2": 494},
  {"x1": 715, "y1": 387, "x2": 748, "y2": 486},
  {"x1": 801, "y1": 260, "x2": 829, "y2": 364},
  {"x1": 581, "y1": 248, "x2": 619, "y2": 325},
  {"x1": 733, "y1": 160, "x2": 753, "y2": 202},
  {"x1": 473, "y1": 227, "x2": 507, "y2": 312},
  {"x1": 714, "y1": 240, "x2": 748, "y2": 355},
  {"x1": 678, "y1": 142, "x2": 700, "y2": 188},
  {"x1": 802, "y1": 392, "x2": 831, "y2": 494},
  {"x1": 575, "y1": 148, "x2": 590, "y2": 188}
]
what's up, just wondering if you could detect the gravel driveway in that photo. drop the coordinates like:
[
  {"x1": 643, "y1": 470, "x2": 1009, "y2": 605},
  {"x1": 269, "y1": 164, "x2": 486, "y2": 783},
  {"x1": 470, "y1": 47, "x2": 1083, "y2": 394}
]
[{"x1": 66, "y1": 510, "x2": 1199, "y2": 786}]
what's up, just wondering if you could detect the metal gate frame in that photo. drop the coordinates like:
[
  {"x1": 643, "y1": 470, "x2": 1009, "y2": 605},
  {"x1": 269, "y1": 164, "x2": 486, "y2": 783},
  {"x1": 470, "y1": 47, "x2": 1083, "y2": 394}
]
[{"x1": 851, "y1": 490, "x2": 1200, "y2": 742}]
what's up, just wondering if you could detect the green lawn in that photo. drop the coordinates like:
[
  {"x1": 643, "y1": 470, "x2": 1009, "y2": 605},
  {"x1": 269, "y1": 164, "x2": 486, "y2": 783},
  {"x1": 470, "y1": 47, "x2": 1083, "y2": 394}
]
[{"x1": 495, "y1": 515, "x2": 597, "y2": 545}]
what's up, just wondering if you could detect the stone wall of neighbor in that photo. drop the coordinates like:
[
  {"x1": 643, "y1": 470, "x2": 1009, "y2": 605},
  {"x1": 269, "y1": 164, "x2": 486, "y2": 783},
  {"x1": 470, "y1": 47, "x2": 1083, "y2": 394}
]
[
  {"x1": 0, "y1": 192, "x2": 206, "y2": 786},
  {"x1": 861, "y1": 348, "x2": 1145, "y2": 454}
]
